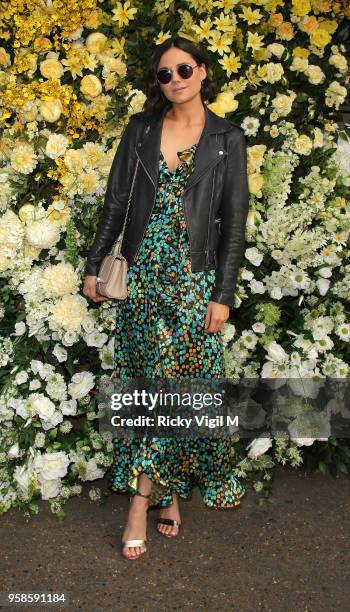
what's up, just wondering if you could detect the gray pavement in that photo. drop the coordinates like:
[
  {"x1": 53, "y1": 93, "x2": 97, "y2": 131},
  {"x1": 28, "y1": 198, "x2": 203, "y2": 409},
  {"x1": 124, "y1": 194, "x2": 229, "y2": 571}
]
[{"x1": 1, "y1": 465, "x2": 349, "y2": 612}]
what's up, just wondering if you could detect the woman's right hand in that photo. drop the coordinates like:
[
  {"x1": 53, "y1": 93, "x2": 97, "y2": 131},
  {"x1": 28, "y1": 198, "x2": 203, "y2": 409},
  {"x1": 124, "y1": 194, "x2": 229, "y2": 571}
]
[{"x1": 83, "y1": 275, "x2": 110, "y2": 302}]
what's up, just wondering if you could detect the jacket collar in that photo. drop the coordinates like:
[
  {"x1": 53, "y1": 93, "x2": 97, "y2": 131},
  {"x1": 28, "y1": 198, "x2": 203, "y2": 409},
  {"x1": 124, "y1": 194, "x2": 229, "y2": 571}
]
[{"x1": 135, "y1": 103, "x2": 233, "y2": 190}]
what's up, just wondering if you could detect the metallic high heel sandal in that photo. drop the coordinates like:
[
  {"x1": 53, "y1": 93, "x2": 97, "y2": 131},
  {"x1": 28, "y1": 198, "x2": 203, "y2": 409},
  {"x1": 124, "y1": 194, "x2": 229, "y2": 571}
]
[
  {"x1": 157, "y1": 517, "x2": 181, "y2": 538},
  {"x1": 121, "y1": 489, "x2": 151, "y2": 560}
]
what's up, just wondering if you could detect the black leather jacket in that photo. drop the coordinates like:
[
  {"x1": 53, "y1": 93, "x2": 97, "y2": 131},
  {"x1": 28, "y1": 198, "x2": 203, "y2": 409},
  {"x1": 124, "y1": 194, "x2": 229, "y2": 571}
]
[{"x1": 85, "y1": 103, "x2": 249, "y2": 307}]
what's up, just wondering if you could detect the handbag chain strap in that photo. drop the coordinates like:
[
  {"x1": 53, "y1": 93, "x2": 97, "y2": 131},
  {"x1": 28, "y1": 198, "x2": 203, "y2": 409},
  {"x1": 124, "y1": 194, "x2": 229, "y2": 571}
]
[{"x1": 110, "y1": 156, "x2": 140, "y2": 257}]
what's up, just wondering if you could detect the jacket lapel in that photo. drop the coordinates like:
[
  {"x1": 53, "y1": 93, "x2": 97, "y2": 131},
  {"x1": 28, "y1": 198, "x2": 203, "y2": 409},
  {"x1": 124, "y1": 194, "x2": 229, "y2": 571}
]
[{"x1": 135, "y1": 103, "x2": 232, "y2": 190}]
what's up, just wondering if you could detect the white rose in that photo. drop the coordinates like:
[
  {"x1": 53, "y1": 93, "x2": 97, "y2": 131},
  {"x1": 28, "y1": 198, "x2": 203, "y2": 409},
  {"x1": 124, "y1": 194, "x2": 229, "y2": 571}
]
[
  {"x1": 39, "y1": 478, "x2": 61, "y2": 500},
  {"x1": 14, "y1": 371, "x2": 28, "y2": 385},
  {"x1": 52, "y1": 344, "x2": 68, "y2": 362},
  {"x1": 13, "y1": 462, "x2": 38, "y2": 499},
  {"x1": 29, "y1": 393, "x2": 56, "y2": 420},
  {"x1": 266, "y1": 341, "x2": 288, "y2": 363},
  {"x1": 68, "y1": 371, "x2": 95, "y2": 399},
  {"x1": 14, "y1": 322, "x2": 26, "y2": 336},
  {"x1": 60, "y1": 399, "x2": 77, "y2": 416},
  {"x1": 271, "y1": 286, "x2": 283, "y2": 300},
  {"x1": 247, "y1": 436, "x2": 273, "y2": 459},
  {"x1": 81, "y1": 457, "x2": 105, "y2": 481},
  {"x1": 45, "y1": 134, "x2": 69, "y2": 159},
  {"x1": 245, "y1": 247, "x2": 263, "y2": 266},
  {"x1": 34, "y1": 451, "x2": 70, "y2": 479},
  {"x1": 8, "y1": 443, "x2": 20, "y2": 458}
]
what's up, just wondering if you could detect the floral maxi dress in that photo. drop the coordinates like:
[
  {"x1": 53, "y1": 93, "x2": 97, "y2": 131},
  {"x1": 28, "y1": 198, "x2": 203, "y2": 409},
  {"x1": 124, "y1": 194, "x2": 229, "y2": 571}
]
[{"x1": 108, "y1": 143, "x2": 246, "y2": 509}]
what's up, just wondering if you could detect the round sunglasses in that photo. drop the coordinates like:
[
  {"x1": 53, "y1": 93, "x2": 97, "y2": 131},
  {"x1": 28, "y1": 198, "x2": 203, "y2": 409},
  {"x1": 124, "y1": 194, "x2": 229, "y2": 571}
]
[{"x1": 156, "y1": 63, "x2": 200, "y2": 85}]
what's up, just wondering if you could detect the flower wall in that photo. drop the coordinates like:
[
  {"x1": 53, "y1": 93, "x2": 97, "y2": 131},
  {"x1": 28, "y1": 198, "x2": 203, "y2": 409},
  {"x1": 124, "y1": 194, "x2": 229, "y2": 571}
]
[{"x1": 0, "y1": 0, "x2": 349, "y2": 517}]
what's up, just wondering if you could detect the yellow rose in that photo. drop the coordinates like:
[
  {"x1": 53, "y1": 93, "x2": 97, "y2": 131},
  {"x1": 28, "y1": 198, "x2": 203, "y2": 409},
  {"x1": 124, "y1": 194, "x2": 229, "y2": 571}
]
[
  {"x1": 272, "y1": 93, "x2": 295, "y2": 116},
  {"x1": 310, "y1": 28, "x2": 331, "y2": 48},
  {"x1": 290, "y1": 57, "x2": 309, "y2": 72},
  {"x1": 306, "y1": 65, "x2": 325, "y2": 84},
  {"x1": 267, "y1": 43, "x2": 285, "y2": 59},
  {"x1": 292, "y1": 0, "x2": 311, "y2": 17},
  {"x1": 294, "y1": 134, "x2": 313, "y2": 155},
  {"x1": 0, "y1": 47, "x2": 11, "y2": 67},
  {"x1": 293, "y1": 47, "x2": 310, "y2": 59},
  {"x1": 47, "y1": 204, "x2": 70, "y2": 225},
  {"x1": 80, "y1": 74, "x2": 103, "y2": 99},
  {"x1": 248, "y1": 173, "x2": 264, "y2": 196},
  {"x1": 85, "y1": 32, "x2": 108, "y2": 55},
  {"x1": 329, "y1": 53, "x2": 347, "y2": 72},
  {"x1": 18, "y1": 204, "x2": 36, "y2": 222},
  {"x1": 313, "y1": 128, "x2": 324, "y2": 148},
  {"x1": 19, "y1": 101, "x2": 39, "y2": 122},
  {"x1": 40, "y1": 98, "x2": 62, "y2": 123},
  {"x1": 262, "y1": 62, "x2": 284, "y2": 83},
  {"x1": 247, "y1": 145, "x2": 266, "y2": 171},
  {"x1": 40, "y1": 58, "x2": 64, "y2": 80}
]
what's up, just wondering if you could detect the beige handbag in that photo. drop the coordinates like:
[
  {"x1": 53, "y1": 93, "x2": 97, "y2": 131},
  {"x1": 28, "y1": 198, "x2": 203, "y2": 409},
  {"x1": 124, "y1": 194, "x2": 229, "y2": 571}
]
[{"x1": 96, "y1": 157, "x2": 140, "y2": 300}]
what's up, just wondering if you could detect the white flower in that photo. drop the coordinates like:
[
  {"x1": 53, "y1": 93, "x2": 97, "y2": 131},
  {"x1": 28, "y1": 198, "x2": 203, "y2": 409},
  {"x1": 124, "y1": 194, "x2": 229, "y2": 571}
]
[
  {"x1": 14, "y1": 371, "x2": 28, "y2": 385},
  {"x1": 40, "y1": 262, "x2": 79, "y2": 297},
  {"x1": 250, "y1": 279, "x2": 265, "y2": 294},
  {"x1": 0, "y1": 209, "x2": 25, "y2": 272},
  {"x1": 290, "y1": 270, "x2": 310, "y2": 290},
  {"x1": 13, "y1": 460, "x2": 38, "y2": 499},
  {"x1": 10, "y1": 397, "x2": 29, "y2": 420},
  {"x1": 266, "y1": 341, "x2": 288, "y2": 363},
  {"x1": 27, "y1": 392, "x2": 63, "y2": 430},
  {"x1": 62, "y1": 331, "x2": 79, "y2": 346},
  {"x1": 221, "y1": 322, "x2": 236, "y2": 343},
  {"x1": 245, "y1": 246, "x2": 263, "y2": 266},
  {"x1": 316, "y1": 278, "x2": 330, "y2": 295},
  {"x1": 45, "y1": 134, "x2": 69, "y2": 159},
  {"x1": 34, "y1": 450, "x2": 70, "y2": 480},
  {"x1": 68, "y1": 371, "x2": 95, "y2": 399},
  {"x1": 335, "y1": 323, "x2": 350, "y2": 341},
  {"x1": 270, "y1": 286, "x2": 283, "y2": 300},
  {"x1": 252, "y1": 322, "x2": 265, "y2": 333},
  {"x1": 246, "y1": 436, "x2": 273, "y2": 459},
  {"x1": 318, "y1": 267, "x2": 332, "y2": 278},
  {"x1": 240, "y1": 330, "x2": 258, "y2": 350},
  {"x1": 26, "y1": 218, "x2": 61, "y2": 249},
  {"x1": 81, "y1": 457, "x2": 105, "y2": 481},
  {"x1": 39, "y1": 478, "x2": 61, "y2": 500},
  {"x1": 10, "y1": 143, "x2": 38, "y2": 174},
  {"x1": 60, "y1": 399, "x2": 77, "y2": 416},
  {"x1": 8, "y1": 443, "x2": 20, "y2": 459},
  {"x1": 52, "y1": 344, "x2": 68, "y2": 362},
  {"x1": 50, "y1": 294, "x2": 88, "y2": 332},
  {"x1": 83, "y1": 331, "x2": 109, "y2": 348},
  {"x1": 13, "y1": 322, "x2": 26, "y2": 336}
]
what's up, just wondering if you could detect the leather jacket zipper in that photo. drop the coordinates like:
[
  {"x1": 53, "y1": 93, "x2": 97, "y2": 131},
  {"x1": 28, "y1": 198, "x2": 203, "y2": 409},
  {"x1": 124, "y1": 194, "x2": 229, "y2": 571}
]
[
  {"x1": 205, "y1": 165, "x2": 216, "y2": 267},
  {"x1": 134, "y1": 140, "x2": 157, "y2": 261}
]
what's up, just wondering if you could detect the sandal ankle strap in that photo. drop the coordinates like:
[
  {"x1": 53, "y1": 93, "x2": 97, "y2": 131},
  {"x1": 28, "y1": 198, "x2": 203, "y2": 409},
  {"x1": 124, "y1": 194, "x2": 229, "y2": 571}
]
[{"x1": 134, "y1": 489, "x2": 151, "y2": 498}]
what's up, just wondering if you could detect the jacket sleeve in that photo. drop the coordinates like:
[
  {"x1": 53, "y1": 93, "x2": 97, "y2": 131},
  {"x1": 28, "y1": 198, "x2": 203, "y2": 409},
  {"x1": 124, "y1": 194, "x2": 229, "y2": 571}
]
[
  {"x1": 84, "y1": 118, "x2": 139, "y2": 276},
  {"x1": 210, "y1": 128, "x2": 249, "y2": 308}
]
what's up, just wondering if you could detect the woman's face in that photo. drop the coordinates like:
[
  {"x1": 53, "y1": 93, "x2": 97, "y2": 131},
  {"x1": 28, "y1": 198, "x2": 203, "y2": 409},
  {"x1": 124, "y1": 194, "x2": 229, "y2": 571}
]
[{"x1": 156, "y1": 47, "x2": 207, "y2": 105}]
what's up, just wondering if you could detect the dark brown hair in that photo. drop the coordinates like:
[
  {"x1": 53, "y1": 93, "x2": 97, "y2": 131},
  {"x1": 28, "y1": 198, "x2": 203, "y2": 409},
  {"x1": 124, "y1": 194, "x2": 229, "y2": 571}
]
[{"x1": 142, "y1": 36, "x2": 220, "y2": 117}]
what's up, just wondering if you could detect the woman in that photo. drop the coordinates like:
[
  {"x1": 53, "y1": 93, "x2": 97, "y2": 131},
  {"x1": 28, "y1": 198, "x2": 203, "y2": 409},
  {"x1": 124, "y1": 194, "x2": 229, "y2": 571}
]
[{"x1": 83, "y1": 36, "x2": 249, "y2": 560}]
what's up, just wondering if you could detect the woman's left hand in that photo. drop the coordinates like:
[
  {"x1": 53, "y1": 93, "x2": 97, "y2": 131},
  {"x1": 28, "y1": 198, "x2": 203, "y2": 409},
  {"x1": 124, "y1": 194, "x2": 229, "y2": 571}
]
[{"x1": 204, "y1": 301, "x2": 230, "y2": 333}]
